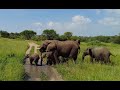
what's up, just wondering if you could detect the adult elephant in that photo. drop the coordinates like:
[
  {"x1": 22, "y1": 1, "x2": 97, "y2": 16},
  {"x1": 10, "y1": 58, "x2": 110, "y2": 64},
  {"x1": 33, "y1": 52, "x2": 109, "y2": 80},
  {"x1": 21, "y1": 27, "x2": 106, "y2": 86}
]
[
  {"x1": 82, "y1": 47, "x2": 114, "y2": 64},
  {"x1": 45, "y1": 40, "x2": 80, "y2": 65}
]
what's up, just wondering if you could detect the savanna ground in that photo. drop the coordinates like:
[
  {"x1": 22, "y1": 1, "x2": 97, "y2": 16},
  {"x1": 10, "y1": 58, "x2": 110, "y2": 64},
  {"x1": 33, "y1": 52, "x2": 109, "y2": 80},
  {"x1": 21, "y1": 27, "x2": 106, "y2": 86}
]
[{"x1": 0, "y1": 37, "x2": 120, "y2": 81}]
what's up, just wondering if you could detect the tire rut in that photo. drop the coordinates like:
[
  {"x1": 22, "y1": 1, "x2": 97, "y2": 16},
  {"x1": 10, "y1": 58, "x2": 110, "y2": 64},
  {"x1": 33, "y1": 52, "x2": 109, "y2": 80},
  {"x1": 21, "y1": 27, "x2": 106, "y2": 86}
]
[{"x1": 24, "y1": 42, "x2": 63, "y2": 81}]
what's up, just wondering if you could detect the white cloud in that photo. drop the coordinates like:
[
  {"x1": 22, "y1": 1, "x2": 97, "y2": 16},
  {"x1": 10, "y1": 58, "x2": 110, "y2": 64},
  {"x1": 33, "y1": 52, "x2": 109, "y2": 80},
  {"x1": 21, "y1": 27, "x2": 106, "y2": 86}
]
[
  {"x1": 29, "y1": 15, "x2": 92, "y2": 35},
  {"x1": 32, "y1": 22, "x2": 42, "y2": 26},
  {"x1": 72, "y1": 15, "x2": 91, "y2": 24},
  {"x1": 98, "y1": 17, "x2": 120, "y2": 26},
  {"x1": 47, "y1": 21, "x2": 54, "y2": 27}
]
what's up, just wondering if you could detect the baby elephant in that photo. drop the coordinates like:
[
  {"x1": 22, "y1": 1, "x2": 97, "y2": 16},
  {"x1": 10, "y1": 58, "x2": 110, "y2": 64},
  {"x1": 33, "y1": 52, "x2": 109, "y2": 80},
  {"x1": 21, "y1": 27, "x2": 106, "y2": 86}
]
[
  {"x1": 23, "y1": 53, "x2": 40, "y2": 66},
  {"x1": 82, "y1": 47, "x2": 114, "y2": 64}
]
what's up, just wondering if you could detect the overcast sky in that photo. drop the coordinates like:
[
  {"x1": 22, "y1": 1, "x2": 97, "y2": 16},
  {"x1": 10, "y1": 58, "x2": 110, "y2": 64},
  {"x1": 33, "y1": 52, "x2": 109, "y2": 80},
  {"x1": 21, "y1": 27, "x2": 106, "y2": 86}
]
[{"x1": 0, "y1": 9, "x2": 120, "y2": 36}]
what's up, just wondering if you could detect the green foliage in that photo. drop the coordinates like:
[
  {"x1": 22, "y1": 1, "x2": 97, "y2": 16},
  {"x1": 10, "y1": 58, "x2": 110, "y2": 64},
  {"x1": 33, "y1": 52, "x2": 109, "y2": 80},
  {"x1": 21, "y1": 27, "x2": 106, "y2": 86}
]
[
  {"x1": 55, "y1": 42, "x2": 120, "y2": 80},
  {"x1": 64, "y1": 32, "x2": 72, "y2": 40},
  {"x1": 9, "y1": 32, "x2": 20, "y2": 39},
  {"x1": 20, "y1": 30, "x2": 36, "y2": 40},
  {"x1": 70, "y1": 36, "x2": 79, "y2": 40},
  {"x1": 42, "y1": 29, "x2": 59, "y2": 40},
  {"x1": 0, "y1": 38, "x2": 27, "y2": 80},
  {"x1": 59, "y1": 35, "x2": 67, "y2": 41},
  {"x1": 113, "y1": 36, "x2": 120, "y2": 44},
  {"x1": 0, "y1": 30, "x2": 10, "y2": 38},
  {"x1": 87, "y1": 40, "x2": 106, "y2": 46}
]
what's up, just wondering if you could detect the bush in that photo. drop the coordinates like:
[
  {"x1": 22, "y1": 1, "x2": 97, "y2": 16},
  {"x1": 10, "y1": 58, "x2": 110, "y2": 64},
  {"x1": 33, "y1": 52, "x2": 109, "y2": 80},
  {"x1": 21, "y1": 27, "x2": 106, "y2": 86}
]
[{"x1": 87, "y1": 40, "x2": 106, "y2": 46}]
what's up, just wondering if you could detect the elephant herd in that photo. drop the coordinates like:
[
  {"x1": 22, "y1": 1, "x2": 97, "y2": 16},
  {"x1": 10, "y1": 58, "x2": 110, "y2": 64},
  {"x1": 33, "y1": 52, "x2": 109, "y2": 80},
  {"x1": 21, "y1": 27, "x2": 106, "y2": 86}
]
[{"x1": 23, "y1": 39, "x2": 115, "y2": 66}]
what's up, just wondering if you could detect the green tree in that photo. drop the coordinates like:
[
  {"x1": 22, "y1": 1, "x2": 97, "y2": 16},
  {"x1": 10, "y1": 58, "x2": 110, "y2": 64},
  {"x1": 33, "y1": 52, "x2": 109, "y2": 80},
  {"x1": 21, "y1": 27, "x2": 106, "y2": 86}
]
[
  {"x1": 20, "y1": 30, "x2": 36, "y2": 40},
  {"x1": 0, "y1": 30, "x2": 10, "y2": 38},
  {"x1": 9, "y1": 32, "x2": 20, "y2": 39},
  {"x1": 42, "y1": 29, "x2": 59, "y2": 40},
  {"x1": 70, "y1": 36, "x2": 79, "y2": 40},
  {"x1": 59, "y1": 35, "x2": 67, "y2": 41},
  {"x1": 64, "y1": 32, "x2": 72, "y2": 40}
]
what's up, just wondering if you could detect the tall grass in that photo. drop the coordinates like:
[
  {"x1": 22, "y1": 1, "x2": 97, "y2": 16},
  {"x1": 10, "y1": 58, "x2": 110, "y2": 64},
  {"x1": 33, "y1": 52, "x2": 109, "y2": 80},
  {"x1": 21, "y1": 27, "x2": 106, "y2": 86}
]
[
  {"x1": 54, "y1": 42, "x2": 120, "y2": 81},
  {"x1": 0, "y1": 38, "x2": 27, "y2": 80}
]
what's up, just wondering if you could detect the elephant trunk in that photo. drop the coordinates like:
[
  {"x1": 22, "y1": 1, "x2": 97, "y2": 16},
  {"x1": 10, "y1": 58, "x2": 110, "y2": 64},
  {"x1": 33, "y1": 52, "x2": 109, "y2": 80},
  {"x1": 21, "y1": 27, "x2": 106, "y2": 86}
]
[
  {"x1": 40, "y1": 52, "x2": 43, "y2": 66},
  {"x1": 82, "y1": 52, "x2": 86, "y2": 62}
]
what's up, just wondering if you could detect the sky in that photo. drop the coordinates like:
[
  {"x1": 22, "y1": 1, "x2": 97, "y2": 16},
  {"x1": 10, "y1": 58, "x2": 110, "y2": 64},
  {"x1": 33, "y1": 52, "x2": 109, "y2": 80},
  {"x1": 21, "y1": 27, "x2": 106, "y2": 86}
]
[{"x1": 0, "y1": 9, "x2": 120, "y2": 36}]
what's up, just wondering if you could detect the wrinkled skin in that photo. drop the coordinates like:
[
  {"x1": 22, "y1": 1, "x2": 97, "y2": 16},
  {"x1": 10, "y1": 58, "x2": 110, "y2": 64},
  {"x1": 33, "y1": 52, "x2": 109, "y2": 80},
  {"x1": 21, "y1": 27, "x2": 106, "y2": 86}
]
[
  {"x1": 39, "y1": 40, "x2": 58, "y2": 53},
  {"x1": 82, "y1": 47, "x2": 113, "y2": 64},
  {"x1": 23, "y1": 53, "x2": 40, "y2": 66},
  {"x1": 46, "y1": 40, "x2": 80, "y2": 64}
]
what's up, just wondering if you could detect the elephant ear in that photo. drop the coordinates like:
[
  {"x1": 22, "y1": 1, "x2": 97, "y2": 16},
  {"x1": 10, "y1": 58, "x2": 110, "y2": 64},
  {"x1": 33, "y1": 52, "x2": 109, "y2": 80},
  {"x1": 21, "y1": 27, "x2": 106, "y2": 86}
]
[
  {"x1": 76, "y1": 40, "x2": 80, "y2": 45},
  {"x1": 89, "y1": 48, "x2": 93, "y2": 56},
  {"x1": 46, "y1": 42, "x2": 57, "y2": 52}
]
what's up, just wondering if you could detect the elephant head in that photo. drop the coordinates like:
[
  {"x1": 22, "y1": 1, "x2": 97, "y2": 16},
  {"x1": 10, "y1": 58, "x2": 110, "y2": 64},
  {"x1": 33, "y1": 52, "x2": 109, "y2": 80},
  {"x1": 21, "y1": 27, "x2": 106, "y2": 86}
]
[
  {"x1": 82, "y1": 47, "x2": 93, "y2": 61},
  {"x1": 23, "y1": 54, "x2": 30, "y2": 64},
  {"x1": 39, "y1": 40, "x2": 58, "y2": 53},
  {"x1": 39, "y1": 40, "x2": 51, "y2": 53}
]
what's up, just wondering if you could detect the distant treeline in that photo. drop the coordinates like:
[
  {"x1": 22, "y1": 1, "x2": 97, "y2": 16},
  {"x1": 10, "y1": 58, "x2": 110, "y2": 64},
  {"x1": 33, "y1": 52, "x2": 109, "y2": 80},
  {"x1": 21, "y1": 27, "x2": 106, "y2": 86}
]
[{"x1": 0, "y1": 29, "x2": 120, "y2": 44}]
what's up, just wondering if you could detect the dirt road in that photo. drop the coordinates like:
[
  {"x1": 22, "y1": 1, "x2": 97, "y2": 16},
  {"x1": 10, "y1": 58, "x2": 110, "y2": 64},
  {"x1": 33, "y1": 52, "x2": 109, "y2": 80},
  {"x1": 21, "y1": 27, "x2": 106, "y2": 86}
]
[{"x1": 24, "y1": 42, "x2": 63, "y2": 81}]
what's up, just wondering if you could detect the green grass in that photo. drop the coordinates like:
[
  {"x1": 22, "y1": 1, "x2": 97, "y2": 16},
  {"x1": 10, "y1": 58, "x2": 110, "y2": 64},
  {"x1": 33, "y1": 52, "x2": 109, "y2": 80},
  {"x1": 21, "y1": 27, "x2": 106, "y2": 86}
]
[
  {"x1": 54, "y1": 42, "x2": 120, "y2": 81},
  {"x1": 0, "y1": 38, "x2": 28, "y2": 81},
  {"x1": 29, "y1": 46, "x2": 34, "y2": 55},
  {"x1": 39, "y1": 71, "x2": 48, "y2": 81}
]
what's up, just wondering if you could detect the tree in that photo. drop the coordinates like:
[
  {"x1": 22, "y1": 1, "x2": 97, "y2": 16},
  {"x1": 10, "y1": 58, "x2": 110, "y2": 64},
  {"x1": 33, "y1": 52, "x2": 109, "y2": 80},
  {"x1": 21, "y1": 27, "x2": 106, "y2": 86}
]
[
  {"x1": 20, "y1": 30, "x2": 36, "y2": 40},
  {"x1": 9, "y1": 32, "x2": 20, "y2": 39},
  {"x1": 42, "y1": 29, "x2": 59, "y2": 40},
  {"x1": 0, "y1": 30, "x2": 10, "y2": 38},
  {"x1": 59, "y1": 35, "x2": 67, "y2": 41},
  {"x1": 113, "y1": 35, "x2": 120, "y2": 44},
  {"x1": 64, "y1": 32, "x2": 72, "y2": 40},
  {"x1": 70, "y1": 36, "x2": 79, "y2": 40}
]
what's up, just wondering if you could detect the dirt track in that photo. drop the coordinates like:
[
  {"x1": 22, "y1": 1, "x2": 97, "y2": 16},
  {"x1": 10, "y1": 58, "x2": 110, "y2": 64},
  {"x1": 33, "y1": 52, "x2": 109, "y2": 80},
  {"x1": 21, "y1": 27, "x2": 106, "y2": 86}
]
[{"x1": 24, "y1": 42, "x2": 63, "y2": 81}]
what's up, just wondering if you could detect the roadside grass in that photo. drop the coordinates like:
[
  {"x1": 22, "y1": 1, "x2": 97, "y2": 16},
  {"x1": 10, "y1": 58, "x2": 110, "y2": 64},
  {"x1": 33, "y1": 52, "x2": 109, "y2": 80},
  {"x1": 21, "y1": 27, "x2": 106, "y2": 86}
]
[
  {"x1": 54, "y1": 42, "x2": 120, "y2": 81},
  {"x1": 0, "y1": 38, "x2": 27, "y2": 80}
]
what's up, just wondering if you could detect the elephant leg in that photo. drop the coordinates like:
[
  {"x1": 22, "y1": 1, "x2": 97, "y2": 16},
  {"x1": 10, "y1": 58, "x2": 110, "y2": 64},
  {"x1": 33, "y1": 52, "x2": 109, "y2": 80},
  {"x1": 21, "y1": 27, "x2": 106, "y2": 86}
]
[
  {"x1": 106, "y1": 56, "x2": 111, "y2": 64},
  {"x1": 90, "y1": 56, "x2": 93, "y2": 63},
  {"x1": 30, "y1": 59, "x2": 34, "y2": 65},
  {"x1": 52, "y1": 57, "x2": 56, "y2": 65},
  {"x1": 69, "y1": 48, "x2": 78, "y2": 64},
  {"x1": 46, "y1": 59, "x2": 49, "y2": 65},
  {"x1": 40, "y1": 57, "x2": 43, "y2": 66},
  {"x1": 48, "y1": 59, "x2": 52, "y2": 65},
  {"x1": 108, "y1": 58, "x2": 111, "y2": 63},
  {"x1": 53, "y1": 50, "x2": 60, "y2": 64},
  {"x1": 34, "y1": 58, "x2": 39, "y2": 66}
]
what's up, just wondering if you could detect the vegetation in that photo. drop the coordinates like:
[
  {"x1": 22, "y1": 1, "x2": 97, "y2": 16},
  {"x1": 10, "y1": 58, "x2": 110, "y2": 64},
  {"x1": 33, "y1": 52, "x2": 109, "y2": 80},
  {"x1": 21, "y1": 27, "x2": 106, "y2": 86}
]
[
  {"x1": 0, "y1": 38, "x2": 28, "y2": 80},
  {"x1": 20, "y1": 30, "x2": 36, "y2": 40},
  {"x1": 54, "y1": 42, "x2": 120, "y2": 80},
  {"x1": 1, "y1": 28, "x2": 120, "y2": 81}
]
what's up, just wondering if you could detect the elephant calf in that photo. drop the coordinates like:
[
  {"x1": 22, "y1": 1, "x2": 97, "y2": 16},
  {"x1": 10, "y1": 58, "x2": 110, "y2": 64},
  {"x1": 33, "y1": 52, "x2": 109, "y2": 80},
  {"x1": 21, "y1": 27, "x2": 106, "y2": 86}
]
[
  {"x1": 23, "y1": 53, "x2": 40, "y2": 66},
  {"x1": 82, "y1": 47, "x2": 114, "y2": 64}
]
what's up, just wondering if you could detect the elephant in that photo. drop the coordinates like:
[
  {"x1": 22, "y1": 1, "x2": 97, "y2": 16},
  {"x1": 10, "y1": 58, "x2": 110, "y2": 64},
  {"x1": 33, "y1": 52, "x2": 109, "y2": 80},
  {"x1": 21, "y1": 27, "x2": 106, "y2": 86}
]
[
  {"x1": 39, "y1": 40, "x2": 80, "y2": 53},
  {"x1": 23, "y1": 53, "x2": 40, "y2": 66},
  {"x1": 45, "y1": 40, "x2": 80, "y2": 65},
  {"x1": 82, "y1": 47, "x2": 114, "y2": 64}
]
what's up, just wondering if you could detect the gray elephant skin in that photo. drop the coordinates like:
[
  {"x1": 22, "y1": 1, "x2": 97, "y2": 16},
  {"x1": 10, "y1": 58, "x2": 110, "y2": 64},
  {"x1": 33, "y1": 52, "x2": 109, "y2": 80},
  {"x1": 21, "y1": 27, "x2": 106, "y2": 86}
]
[
  {"x1": 39, "y1": 40, "x2": 80, "y2": 65},
  {"x1": 82, "y1": 47, "x2": 114, "y2": 64},
  {"x1": 23, "y1": 53, "x2": 40, "y2": 66},
  {"x1": 45, "y1": 40, "x2": 80, "y2": 65}
]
